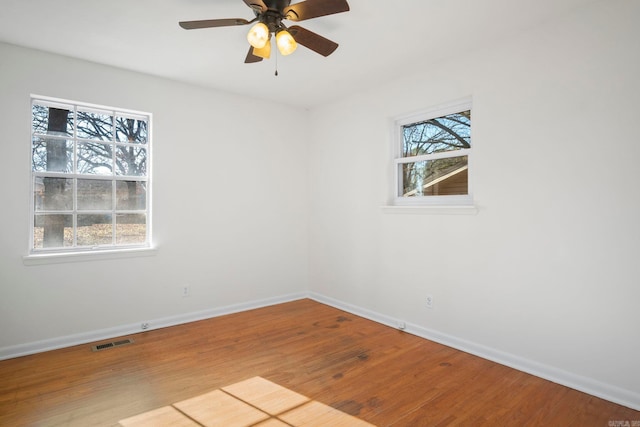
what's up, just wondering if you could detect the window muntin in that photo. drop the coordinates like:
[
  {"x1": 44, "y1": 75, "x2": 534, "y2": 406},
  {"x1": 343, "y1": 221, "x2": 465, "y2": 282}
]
[
  {"x1": 393, "y1": 101, "x2": 472, "y2": 205},
  {"x1": 30, "y1": 96, "x2": 151, "y2": 253}
]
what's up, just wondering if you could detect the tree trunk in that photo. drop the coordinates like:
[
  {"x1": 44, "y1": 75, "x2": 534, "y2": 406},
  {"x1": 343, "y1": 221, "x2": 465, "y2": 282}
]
[{"x1": 43, "y1": 108, "x2": 69, "y2": 248}]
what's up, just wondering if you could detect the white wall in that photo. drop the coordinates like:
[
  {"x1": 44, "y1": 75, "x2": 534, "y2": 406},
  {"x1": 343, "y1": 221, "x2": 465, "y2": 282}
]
[
  {"x1": 308, "y1": 0, "x2": 640, "y2": 406},
  {"x1": 0, "y1": 43, "x2": 309, "y2": 351}
]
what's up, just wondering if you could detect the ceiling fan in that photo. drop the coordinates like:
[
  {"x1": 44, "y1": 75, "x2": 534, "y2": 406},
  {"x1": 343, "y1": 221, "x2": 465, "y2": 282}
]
[{"x1": 179, "y1": 0, "x2": 350, "y2": 63}]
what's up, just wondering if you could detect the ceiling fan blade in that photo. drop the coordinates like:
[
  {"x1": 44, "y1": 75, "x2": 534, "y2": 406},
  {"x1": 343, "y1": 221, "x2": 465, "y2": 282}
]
[
  {"x1": 243, "y1": 0, "x2": 268, "y2": 13},
  {"x1": 288, "y1": 25, "x2": 339, "y2": 57},
  {"x1": 245, "y1": 46, "x2": 264, "y2": 63},
  {"x1": 284, "y1": 0, "x2": 350, "y2": 22},
  {"x1": 179, "y1": 18, "x2": 250, "y2": 30}
]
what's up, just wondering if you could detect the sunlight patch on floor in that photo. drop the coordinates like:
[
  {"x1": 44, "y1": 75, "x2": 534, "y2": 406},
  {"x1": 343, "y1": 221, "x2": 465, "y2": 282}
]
[{"x1": 119, "y1": 376, "x2": 376, "y2": 427}]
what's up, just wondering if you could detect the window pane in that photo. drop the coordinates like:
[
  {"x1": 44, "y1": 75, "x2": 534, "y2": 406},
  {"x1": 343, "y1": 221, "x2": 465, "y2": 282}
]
[
  {"x1": 77, "y1": 214, "x2": 112, "y2": 246},
  {"x1": 31, "y1": 97, "x2": 151, "y2": 253},
  {"x1": 403, "y1": 110, "x2": 471, "y2": 157},
  {"x1": 77, "y1": 109, "x2": 113, "y2": 141},
  {"x1": 34, "y1": 214, "x2": 73, "y2": 249},
  {"x1": 32, "y1": 137, "x2": 73, "y2": 172},
  {"x1": 116, "y1": 116, "x2": 148, "y2": 144},
  {"x1": 77, "y1": 179, "x2": 112, "y2": 210},
  {"x1": 116, "y1": 146, "x2": 147, "y2": 176},
  {"x1": 77, "y1": 142, "x2": 113, "y2": 175},
  {"x1": 116, "y1": 181, "x2": 146, "y2": 210},
  {"x1": 116, "y1": 214, "x2": 146, "y2": 244},
  {"x1": 35, "y1": 177, "x2": 73, "y2": 210},
  {"x1": 32, "y1": 104, "x2": 73, "y2": 137},
  {"x1": 401, "y1": 156, "x2": 468, "y2": 197}
]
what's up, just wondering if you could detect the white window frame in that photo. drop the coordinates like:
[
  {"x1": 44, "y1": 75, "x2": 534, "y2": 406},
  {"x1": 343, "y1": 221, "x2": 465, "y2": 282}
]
[
  {"x1": 390, "y1": 98, "x2": 475, "y2": 210},
  {"x1": 26, "y1": 95, "x2": 153, "y2": 260}
]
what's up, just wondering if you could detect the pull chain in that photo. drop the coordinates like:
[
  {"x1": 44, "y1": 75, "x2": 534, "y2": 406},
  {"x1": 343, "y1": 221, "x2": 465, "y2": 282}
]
[{"x1": 275, "y1": 46, "x2": 279, "y2": 76}]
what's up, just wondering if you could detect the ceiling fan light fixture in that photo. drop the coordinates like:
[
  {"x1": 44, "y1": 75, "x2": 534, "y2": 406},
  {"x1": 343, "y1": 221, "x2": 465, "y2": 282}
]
[
  {"x1": 253, "y1": 37, "x2": 271, "y2": 59},
  {"x1": 247, "y1": 22, "x2": 269, "y2": 48},
  {"x1": 276, "y1": 30, "x2": 297, "y2": 56}
]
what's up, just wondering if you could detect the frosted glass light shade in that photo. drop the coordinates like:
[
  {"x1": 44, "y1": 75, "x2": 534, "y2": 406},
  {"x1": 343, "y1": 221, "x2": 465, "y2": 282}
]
[
  {"x1": 276, "y1": 30, "x2": 297, "y2": 55},
  {"x1": 247, "y1": 23, "x2": 269, "y2": 49},
  {"x1": 253, "y1": 39, "x2": 271, "y2": 59}
]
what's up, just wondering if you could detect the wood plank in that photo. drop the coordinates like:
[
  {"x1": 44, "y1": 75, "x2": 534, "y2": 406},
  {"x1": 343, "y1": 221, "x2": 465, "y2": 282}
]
[
  {"x1": 0, "y1": 299, "x2": 637, "y2": 426},
  {"x1": 253, "y1": 419, "x2": 291, "y2": 427},
  {"x1": 118, "y1": 406, "x2": 200, "y2": 427},
  {"x1": 279, "y1": 400, "x2": 376, "y2": 426},
  {"x1": 221, "y1": 376, "x2": 310, "y2": 415}
]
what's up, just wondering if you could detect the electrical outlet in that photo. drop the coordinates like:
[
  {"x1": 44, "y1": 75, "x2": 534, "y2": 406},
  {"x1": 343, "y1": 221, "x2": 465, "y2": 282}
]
[
  {"x1": 182, "y1": 285, "x2": 190, "y2": 297},
  {"x1": 426, "y1": 295, "x2": 434, "y2": 309}
]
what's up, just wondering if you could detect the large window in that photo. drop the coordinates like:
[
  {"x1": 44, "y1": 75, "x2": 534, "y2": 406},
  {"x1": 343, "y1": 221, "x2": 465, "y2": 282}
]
[
  {"x1": 30, "y1": 96, "x2": 151, "y2": 253},
  {"x1": 393, "y1": 99, "x2": 472, "y2": 206}
]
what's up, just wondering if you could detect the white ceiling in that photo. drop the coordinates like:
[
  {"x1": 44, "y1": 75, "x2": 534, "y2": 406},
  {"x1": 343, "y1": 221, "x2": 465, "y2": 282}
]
[{"x1": 0, "y1": 0, "x2": 595, "y2": 109}]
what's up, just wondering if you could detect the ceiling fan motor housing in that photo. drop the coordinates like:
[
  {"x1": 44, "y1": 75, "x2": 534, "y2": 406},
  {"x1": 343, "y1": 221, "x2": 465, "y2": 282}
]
[
  {"x1": 262, "y1": 0, "x2": 292, "y2": 12},
  {"x1": 254, "y1": 0, "x2": 295, "y2": 32},
  {"x1": 261, "y1": 11, "x2": 286, "y2": 33}
]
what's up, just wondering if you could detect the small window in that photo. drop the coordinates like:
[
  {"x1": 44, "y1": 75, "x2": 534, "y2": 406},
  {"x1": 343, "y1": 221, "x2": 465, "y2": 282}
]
[
  {"x1": 393, "y1": 99, "x2": 472, "y2": 206},
  {"x1": 30, "y1": 96, "x2": 151, "y2": 254}
]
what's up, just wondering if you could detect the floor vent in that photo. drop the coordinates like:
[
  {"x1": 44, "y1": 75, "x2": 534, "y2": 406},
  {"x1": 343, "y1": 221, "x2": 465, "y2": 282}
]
[{"x1": 91, "y1": 338, "x2": 134, "y2": 352}]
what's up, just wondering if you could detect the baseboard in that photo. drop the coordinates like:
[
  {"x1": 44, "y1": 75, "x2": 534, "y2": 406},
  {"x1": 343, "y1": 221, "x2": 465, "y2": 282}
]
[
  {"x1": 308, "y1": 292, "x2": 640, "y2": 411},
  {"x1": 0, "y1": 292, "x2": 307, "y2": 361},
  {"x1": 2, "y1": 290, "x2": 638, "y2": 411}
]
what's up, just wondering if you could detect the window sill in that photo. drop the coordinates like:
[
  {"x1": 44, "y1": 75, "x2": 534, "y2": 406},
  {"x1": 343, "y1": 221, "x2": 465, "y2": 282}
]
[
  {"x1": 380, "y1": 205, "x2": 478, "y2": 215},
  {"x1": 23, "y1": 247, "x2": 158, "y2": 266}
]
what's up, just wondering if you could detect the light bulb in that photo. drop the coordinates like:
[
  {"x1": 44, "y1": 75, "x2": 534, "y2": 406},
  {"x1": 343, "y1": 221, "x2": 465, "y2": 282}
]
[
  {"x1": 276, "y1": 30, "x2": 297, "y2": 56},
  {"x1": 247, "y1": 22, "x2": 269, "y2": 49}
]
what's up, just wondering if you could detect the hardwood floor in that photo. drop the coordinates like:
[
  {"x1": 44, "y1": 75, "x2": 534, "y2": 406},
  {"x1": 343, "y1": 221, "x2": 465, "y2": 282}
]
[{"x1": 0, "y1": 299, "x2": 637, "y2": 426}]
